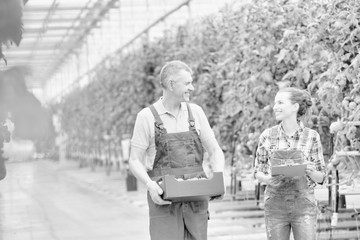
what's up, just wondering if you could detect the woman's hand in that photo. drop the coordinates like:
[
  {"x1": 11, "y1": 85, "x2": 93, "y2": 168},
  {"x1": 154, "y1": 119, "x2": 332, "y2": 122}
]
[
  {"x1": 305, "y1": 161, "x2": 324, "y2": 183},
  {"x1": 305, "y1": 161, "x2": 316, "y2": 175},
  {"x1": 266, "y1": 175, "x2": 288, "y2": 187}
]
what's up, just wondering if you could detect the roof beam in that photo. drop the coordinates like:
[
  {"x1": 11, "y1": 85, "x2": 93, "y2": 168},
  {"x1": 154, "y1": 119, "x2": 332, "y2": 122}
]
[
  {"x1": 4, "y1": 49, "x2": 58, "y2": 54},
  {"x1": 25, "y1": 26, "x2": 71, "y2": 32},
  {"x1": 24, "y1": 6, "x2": 90, "y2": 12},
  {"x1": 6, "y1": 62, "x2": 50, "y2": 65},
  {"x1": 46, "y1": 0, "x2": 118, "y2": 79},
  {"x1": 23, "y1": 18, "x2": 75, "y2": 23}
]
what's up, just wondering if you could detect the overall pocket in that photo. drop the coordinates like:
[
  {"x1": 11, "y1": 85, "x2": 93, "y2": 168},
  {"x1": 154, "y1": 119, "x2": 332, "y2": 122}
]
[{"x1": 167, "y1": 139, "x2": 196, "y2": 168}]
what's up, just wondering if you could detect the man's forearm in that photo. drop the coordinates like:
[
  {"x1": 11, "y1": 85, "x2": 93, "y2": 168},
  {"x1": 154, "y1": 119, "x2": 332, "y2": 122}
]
[
  {"x1": 209, "y1": 148, "x2": 225, "y2": 172},
  {"x1": 129, "y1": 159, "x2": 152, "y2": 186}
]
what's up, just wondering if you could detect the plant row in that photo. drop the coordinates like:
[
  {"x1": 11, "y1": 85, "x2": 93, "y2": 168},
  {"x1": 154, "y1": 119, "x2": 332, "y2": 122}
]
[{"x1": 59, "y1": 0, "x2": 360, "y2": 167}]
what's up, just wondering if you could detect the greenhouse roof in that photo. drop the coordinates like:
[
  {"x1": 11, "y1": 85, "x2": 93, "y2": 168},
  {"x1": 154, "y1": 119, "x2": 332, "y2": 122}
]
[{"x1": 2, "y1": 0, "x2": 118, "y2": 89}]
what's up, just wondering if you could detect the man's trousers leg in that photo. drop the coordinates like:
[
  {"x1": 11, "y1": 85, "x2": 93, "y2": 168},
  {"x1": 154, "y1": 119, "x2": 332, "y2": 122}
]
[{"x1": 147, "y1": 194, "x2": 209, "y2": 240}]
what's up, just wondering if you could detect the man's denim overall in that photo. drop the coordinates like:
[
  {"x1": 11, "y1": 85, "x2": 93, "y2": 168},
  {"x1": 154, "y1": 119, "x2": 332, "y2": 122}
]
[
  {"x1": 264, "y1": 147, "x2": 318, "y2": 240},
  {"x1": 146, "y1": 104, "x2": 208, "y2": 240}
]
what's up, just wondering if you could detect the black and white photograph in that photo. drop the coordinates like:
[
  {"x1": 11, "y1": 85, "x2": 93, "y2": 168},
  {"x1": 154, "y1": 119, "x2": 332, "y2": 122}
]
[{"x1": 1, "y1": 0, "x2": 360, "y2": 239}]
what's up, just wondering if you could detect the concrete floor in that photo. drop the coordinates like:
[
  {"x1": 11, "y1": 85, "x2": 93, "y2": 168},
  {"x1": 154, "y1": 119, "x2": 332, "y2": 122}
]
[
  {"x1": 0, "y1": 160, "x2": 271, "y2": 240},
  {"x1": 0, "y1": 160, "x2": 150, "y2": 240}
]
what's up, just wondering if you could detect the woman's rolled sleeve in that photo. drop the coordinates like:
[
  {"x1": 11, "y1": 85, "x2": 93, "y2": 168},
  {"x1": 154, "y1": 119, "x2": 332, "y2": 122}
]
[
  {"x1": 254, "y1": 132, "x2": 270, "y2": 178},
  {"x1": 310, "y1": 132, "x2": 326, "y2": 183}
]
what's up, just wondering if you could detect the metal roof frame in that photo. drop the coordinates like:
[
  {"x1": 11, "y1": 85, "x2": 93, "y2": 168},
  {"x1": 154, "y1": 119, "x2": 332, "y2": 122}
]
[{"x1": 2, "y1": 0, "x2": 119, "y2": 89}]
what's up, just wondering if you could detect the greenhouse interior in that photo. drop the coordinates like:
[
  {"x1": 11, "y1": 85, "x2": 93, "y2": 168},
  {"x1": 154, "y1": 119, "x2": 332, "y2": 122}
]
[{"x1": 0, "y1": 0, "x2": 360, "y2": 239}]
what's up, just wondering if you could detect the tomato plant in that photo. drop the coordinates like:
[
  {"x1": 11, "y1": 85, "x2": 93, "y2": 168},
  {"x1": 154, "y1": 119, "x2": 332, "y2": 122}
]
[{"x1": 59, "y1": 0, "x2": 360, "y2": 167}]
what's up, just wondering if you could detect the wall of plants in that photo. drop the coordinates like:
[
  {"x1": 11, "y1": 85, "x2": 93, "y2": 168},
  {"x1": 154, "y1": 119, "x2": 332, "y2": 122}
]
[{"x1": 59, "y1": 0, "x2": 360, "y2": 168}]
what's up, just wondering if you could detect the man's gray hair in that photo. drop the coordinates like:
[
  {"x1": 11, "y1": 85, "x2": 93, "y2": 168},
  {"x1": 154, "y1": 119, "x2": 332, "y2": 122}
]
[{"x1": 159, "y1": 60, "x2": 192, "y2": 89}]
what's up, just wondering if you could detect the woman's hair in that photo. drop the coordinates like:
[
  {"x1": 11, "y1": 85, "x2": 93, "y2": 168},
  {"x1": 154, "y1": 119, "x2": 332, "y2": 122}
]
[{"x1": 278, "y1": 87, "x2": 312, "y2": 119}]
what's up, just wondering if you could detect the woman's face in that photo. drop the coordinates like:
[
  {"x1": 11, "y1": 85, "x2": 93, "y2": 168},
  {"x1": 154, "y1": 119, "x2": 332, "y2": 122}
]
[{"x1": 273, "y1": 92, "x2": 298, "y2": 121}]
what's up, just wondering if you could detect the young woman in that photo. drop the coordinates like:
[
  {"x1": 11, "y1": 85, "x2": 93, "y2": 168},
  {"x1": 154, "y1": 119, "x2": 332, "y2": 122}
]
[{"x1": 254, "y1": 87, "x2": 326, "y2": 240}]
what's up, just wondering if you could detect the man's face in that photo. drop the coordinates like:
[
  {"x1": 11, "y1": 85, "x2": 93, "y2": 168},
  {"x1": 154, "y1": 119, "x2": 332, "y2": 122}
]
[
  {"x1": 170, "y1": 70, "x2": 194, "y2": 102},
  {"x1": 273, "y1": 92, "x2": 298, "y2": 121}
]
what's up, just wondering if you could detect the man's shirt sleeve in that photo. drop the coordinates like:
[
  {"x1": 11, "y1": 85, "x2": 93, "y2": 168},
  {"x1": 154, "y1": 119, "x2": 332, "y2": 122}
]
[
  {"x1": 131, "y1": 110, "x2": 151, "y2": 150},
  {"x1": 194, "y1": 105, "x2": 216, "y2": 144}
]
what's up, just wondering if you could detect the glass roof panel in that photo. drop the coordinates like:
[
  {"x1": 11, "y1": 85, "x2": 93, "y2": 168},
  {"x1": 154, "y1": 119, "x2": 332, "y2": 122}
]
[{"x1": 3, "y1": 0, "x2": 96, "y2": 87}]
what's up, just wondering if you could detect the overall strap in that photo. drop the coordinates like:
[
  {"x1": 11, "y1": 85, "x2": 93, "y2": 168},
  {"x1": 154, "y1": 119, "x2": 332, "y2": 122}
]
[
  {"x1": 186, "y1": 103, "x2": 196, "y2": 128},
  {"x1": 149, "y1": 105, "x2": 164, "y2": 130}
]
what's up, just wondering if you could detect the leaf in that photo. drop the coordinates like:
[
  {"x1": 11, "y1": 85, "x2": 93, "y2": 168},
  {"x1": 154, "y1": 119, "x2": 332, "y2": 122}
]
[
  {"x1": 272, "y1": 16, "x2": 286, "y2": 28},
  {"x1": 351, "y1": 55, "x2": 360, "y2": 68},
  {"x1": 282, "y1": 70, "x2": 295, "y2": 81},
  {"x1": 303, "y1": 69, "x2": 311, "y2": 83},
  {"x1": 261, "y1": 71, "x2": 273, "y2": 83},
  {"x1": 277, "y1": 81, "x2": 291, "y2": 89},
  {"x1": 276, "y1": 49, "x2": 289, "y2": 63},
  {"x1": 56, "y1": 0, "x2": 360, "y2": 166},
  {"x1": 283, "y1": 29, "x2": 295, "y2": 38}
]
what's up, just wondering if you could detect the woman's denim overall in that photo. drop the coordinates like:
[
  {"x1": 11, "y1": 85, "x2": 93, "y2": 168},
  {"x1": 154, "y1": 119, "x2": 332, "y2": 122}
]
[
  {"x1": 146, "y1": 104, "x2": 209, "y2": 240},
  {"x1": 264, "y1": 149, "x2": 318, "y2": 240}
]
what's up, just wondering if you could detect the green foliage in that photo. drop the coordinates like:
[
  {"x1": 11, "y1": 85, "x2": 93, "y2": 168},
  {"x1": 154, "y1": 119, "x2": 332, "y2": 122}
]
[
  {"x1": 60, "y1": 0, "x2": 360, "y2": 166},
  {"x1": 0, "y1": 0, "x2": 26, "y2": 64}
]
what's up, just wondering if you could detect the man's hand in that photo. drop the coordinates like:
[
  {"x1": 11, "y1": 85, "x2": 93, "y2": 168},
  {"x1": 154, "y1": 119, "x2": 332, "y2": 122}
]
[
  {"x1": 209, "y1": 171, "x2": 226, "y2": 201},
  {"x1": 147, "y1": 180, "x2": 172, "y2": 205},
  {"x1": 210, "y1": 195, "x2": 223, "y2": 201}
]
